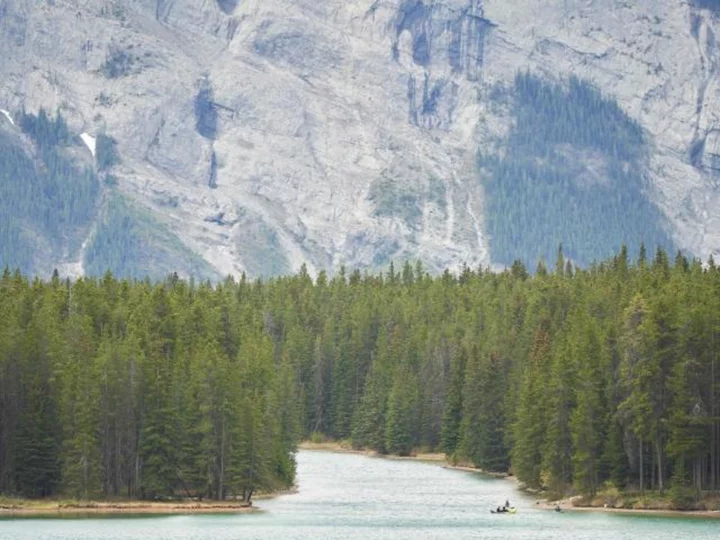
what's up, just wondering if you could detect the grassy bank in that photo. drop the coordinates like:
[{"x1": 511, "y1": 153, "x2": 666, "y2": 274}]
[
  {"x1": 298, "y1": 440, "x2": 445, "y2": 463},
  {"x1": 531, "y1": 487, "x2": 720, "y2": 518},
  {"x1": 562, "y1": 488, "x2": 720, "y2": 511},
  {"x1": 0, "y1": 497, "x2": 256, "y2": 516},
  {"x1": 300, "y1": 439, "x2": 509, "y2": 476}
]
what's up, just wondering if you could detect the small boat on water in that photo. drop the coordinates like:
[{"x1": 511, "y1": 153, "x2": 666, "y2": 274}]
[{"x1": 490, "y1": 507, "x2": 517, "y2": 514}]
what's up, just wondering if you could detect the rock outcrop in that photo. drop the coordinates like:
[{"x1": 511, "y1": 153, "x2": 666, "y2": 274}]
[{"x1": 1, "y1": 0, "x2": 719, "y2": 277}]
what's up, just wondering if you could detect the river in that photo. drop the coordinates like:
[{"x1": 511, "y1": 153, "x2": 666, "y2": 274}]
[{"x1": 1, "y1": 450, "x2": 718, "y2": 539}]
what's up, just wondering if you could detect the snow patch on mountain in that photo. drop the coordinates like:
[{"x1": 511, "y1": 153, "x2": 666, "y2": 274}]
[
  {"x1": 0, "y1": 110, "x2": 14, "y2": 126},
  {"x1": 80, "y1": 133, "x2": 96, "y2": 157}
]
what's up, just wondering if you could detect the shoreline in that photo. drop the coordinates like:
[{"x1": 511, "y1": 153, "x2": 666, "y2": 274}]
[
  {"x1": 298, "y1": 441, "x2": 444, "y2": 463},
  {"x1": 533, "y1": 494, "x2": 720, "y2": 519},
  {"x1": 534, "y1": 498, "x2": 720, "y2": 519},
  {"x1": 0, "y1": 500, "x2": 258, "y2": 516},
  {"x1": 299, "y1": 441, "x2": 720, "y2": 519},
  {"x1": 4, "y1": 445, "x2": 719, "y2": 519}
]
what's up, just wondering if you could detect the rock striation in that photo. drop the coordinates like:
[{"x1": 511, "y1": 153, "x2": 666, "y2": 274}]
[{"x1": 1, "y1": 0, "x2": 720, "y2": 277}]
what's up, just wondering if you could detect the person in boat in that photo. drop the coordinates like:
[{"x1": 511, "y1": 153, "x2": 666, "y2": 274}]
[
  {"x1": 492, "y1": 505, "x2": 516, "y2": 514},
  {"x1": 555, "y1": 504, "x2": 562, "y2": 513},
  {"x1": 505, "y1": 500, "x2": 510, "y2": 509}
]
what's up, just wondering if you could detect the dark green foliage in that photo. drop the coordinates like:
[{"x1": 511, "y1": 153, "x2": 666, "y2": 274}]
[
  {"x1": 693, "y1": 0, "x2": 720, "y2": 10},
  {"x1": 482, "y1": 74, "x2": 674, "y2": 268},
  {"x1": 385, "y1": 364, "x2": 419, "y2": 455},
  {"x1": 16, "y1": 111, "x2": 98, "y2": 230},
  {"x1": 570, "y1": 318, "x2": 606, "y2": 495},
  {"x1": 0, "y1": 109, "x2": 100, "y2": 274},
  {"x1": 368, "y1": 178, "x2": 422, "y2": 230},
  {"x1": 84, "y1": 194, "x2": 216, "y2": 281},
  {"x1": 19, "y1": 109, "x2": 71, "y2": 149},
  {"x1": 0, "y1": 273, "x2": 299, "y2": 500},
  {"x1": 511, "y1": 327, "x2": 551, "y2": 487},
  {"x1": 668, "y1": 461, "x2": 697, "y2": 510},
  {"x1": 96, "y1": 135, "x2": 119, "y2": 170},
  {"x1": 1, "y1": 108, "x2": 208, "y2": 281},
  {"x1": 512, "y1": 74, "x2": 643, "y2": 161},
  {"x1": 474, "y1": 353, "x2": 509, "y2": 472},
  {"x1": 3, "y1": 245, "x2": 720, "y2": 504},
  {"x1": 101, "y1": 47, "x2": 135, "y2": 79},
  {"x1": 14, "y1": 354, "x2": 61, "y2": 498},
  {"x1": 351, "y1": 339, "x2": 391, "y2": 453},
  {"x1": 0, "y1": 221, "x2": 35, "y2": 276},
  {"x1": 440, "y1": 348, "x2": 465, "y2": 456}
]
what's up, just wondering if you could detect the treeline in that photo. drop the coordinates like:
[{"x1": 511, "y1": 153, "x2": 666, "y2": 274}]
[
  {"x1": 2, "y1": 246, "x2": 720, "y2": 505},
  {"x1": 0, "y1": 271, "x2": 297, "y2": 500}
]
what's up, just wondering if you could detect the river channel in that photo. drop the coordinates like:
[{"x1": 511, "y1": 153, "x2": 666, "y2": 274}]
[{"x1": 1, "y1": 450, "x2": 718, "y2": 539}]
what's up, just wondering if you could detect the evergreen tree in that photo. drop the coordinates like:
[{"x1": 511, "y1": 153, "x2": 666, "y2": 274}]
[
  {"x1": 385, "y1": 364, "x2": 419, "y2": 456},
  {"x1": 511, "y1": 325, "x2": 551, "y2": 488},
  {"x1": 1, "y1": 246, "x2": 720, "y2": 505},
  {"x1": 440, "y1": 347, "x2": 466, "y2": 457}
]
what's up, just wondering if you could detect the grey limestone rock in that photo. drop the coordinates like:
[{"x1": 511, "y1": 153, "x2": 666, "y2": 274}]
[{"x1": 1, "y1": 0, "x2": 720, "y2": 277}]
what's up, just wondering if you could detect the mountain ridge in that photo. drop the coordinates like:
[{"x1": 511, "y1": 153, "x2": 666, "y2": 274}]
[{"x1": 1, "y1": 0, "x2": 719, "y2": 278}]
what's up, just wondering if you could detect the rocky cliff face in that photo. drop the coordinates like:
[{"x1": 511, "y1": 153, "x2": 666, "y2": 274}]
[{"x1": 1, "y1": 0, "x2": 720, "y2": 277}]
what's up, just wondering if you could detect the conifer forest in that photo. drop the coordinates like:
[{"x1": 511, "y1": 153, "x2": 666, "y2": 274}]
[{"x1": 1, "y1": 246, "x2": 719, "y2": 506}]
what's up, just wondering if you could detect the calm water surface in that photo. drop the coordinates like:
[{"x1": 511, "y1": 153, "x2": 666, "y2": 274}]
[{"x1": 1, "y1": 450, "x2": 718, "y2": 539}]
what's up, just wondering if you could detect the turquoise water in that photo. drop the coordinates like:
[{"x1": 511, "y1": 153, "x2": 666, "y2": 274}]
[{"x1": 0, "y1": 450, "x2": 718, "y2": 539}]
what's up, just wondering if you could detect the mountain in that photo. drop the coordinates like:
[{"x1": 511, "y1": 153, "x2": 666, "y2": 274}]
[{"x1": 1, "y1": 0, "x2": 719, "y2": 278}]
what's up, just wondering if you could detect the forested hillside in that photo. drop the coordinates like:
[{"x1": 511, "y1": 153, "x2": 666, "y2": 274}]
[
  {"x1": 482, "y1": 74, "x2": 675, "y2": 267},
  {"x1": 694, "y1": 0, "x2": 720, "y2": 10},
  {"x1": 84, "y1": 193, "x2": 218, "y2": 282},
  {"x1": 0, "y1": 110, "x2": 100, "y2": 275},
  {"x1": 1, "y1": 247, "x2": 719, "y2": 505},
  {"x1": 0, "y1": 109, "x2": 218, "y2": 281}
]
